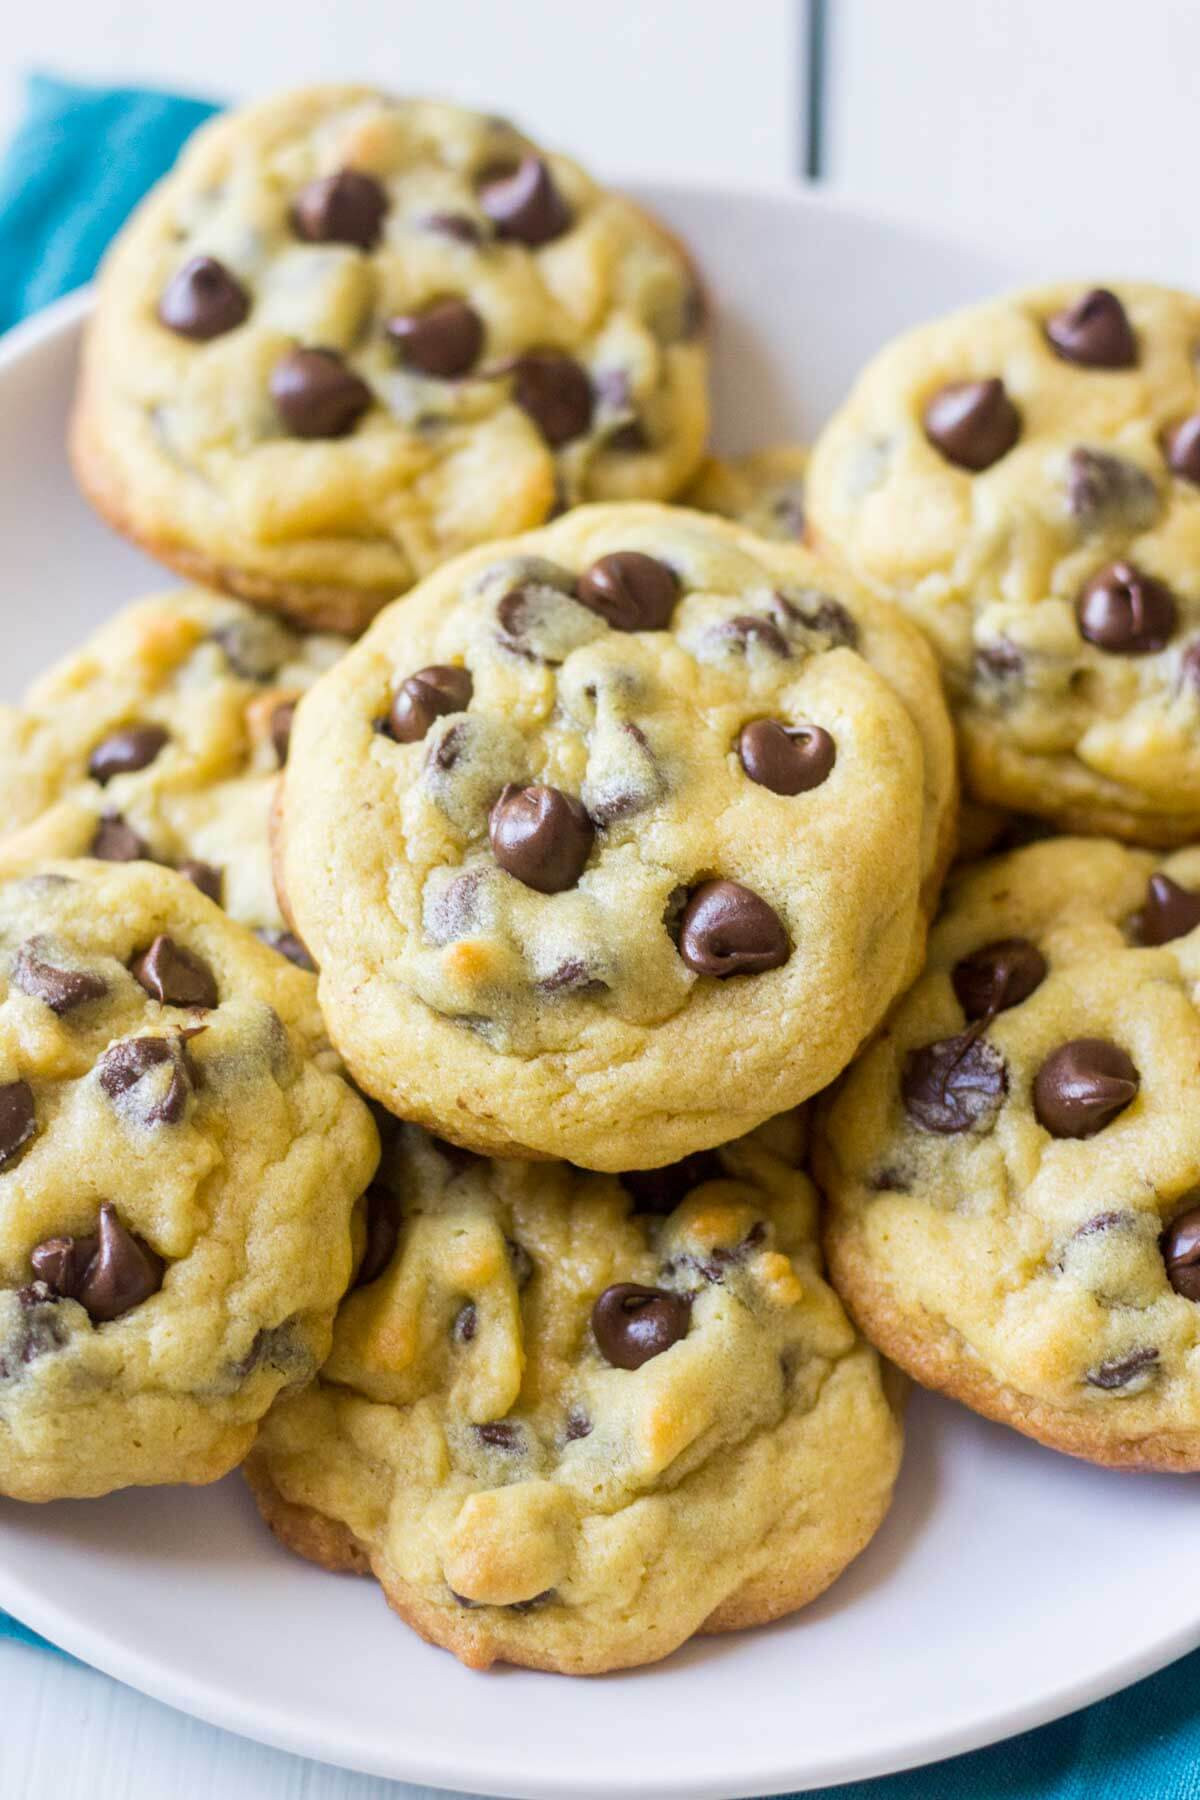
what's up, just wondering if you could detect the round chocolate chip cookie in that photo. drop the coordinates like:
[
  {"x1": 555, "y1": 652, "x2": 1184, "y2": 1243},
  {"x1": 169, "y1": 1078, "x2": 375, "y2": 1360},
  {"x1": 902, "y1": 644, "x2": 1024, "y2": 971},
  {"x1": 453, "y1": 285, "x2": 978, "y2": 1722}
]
[
  {"x1": 817, "y1": 835, "x2": 1200, "y2": 1470},
  {"x1": 0, "y1": 589, "x2": 345, "y2": 968},
  {"x1": 246, "y1": 1111, "x2": 903, "y2": 1673},
  {"x1": 72, "y1": 86, "x2": 709, "y2": 634},
  {"x1": 275, "y1": 503, "x2": 956, "y2": 1169},
  {"x1": 807, "y1": 282, "x2": 1200, "y2": 842},
  {"x1": 685, "y1": 443, "x2": 807, "y2": 542},
  {"x1": 0, "y1": 858, "x2": 378, "y2": 1500}
]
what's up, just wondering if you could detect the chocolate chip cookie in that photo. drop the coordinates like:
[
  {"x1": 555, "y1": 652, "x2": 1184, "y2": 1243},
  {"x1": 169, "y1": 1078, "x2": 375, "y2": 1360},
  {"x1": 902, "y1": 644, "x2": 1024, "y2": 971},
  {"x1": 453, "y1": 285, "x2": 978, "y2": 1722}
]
[
  {"x1": 817, "y1": 835, "x2": 1200, "y2": 1470},
  {"x1": 72, "y1": 86, "x2": 710, "y2": 634},
  {"x1": 246, "y1": 1111, "x2": 903, "y2": 1673},
  {"x1": 275, "y1": 503, "x2": 956, "y2": 1169},
  {"x1": 685, "y1": 443, "x2": 807, "y2": 541},
  {"x1": 807, "y1": 282, "x2": 1200, "y2": 843},
  {"x1": 0, "y1": 588, "x2": 345, "y2": 968},
  {"x1": 0, "y1": 859, "x2": 379, "y2": 1501}
]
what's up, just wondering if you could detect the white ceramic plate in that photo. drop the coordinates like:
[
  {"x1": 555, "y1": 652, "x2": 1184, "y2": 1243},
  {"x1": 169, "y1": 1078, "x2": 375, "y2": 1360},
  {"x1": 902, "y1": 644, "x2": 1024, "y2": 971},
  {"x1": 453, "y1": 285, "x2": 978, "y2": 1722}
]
[{"x1": 0, "y1": 183, "x2": 1196, "y2": 1800}]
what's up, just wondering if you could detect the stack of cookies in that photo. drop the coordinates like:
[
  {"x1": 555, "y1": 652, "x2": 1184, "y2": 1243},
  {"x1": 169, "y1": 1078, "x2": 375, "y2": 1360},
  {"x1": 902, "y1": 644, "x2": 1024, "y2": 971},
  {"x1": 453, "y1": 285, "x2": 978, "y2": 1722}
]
[{"x1": 0, "y1": 84, "x2": 1196, "y2": 1681}]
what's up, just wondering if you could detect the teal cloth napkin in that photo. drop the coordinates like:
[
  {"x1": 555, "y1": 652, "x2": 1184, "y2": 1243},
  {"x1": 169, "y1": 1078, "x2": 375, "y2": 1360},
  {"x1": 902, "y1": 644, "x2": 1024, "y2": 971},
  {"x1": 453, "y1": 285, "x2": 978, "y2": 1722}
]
[{"x1": 2, "y1": 69, "x2": 1200, "y2": 1800}]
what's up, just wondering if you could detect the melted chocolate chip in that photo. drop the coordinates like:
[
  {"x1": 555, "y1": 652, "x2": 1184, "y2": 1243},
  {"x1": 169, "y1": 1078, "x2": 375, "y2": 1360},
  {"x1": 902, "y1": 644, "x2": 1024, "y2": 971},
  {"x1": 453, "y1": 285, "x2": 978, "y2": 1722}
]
[
  {"x1": 96, "y1": 1035, "x2": 193, "y2": 1125},
  {"x1": 1033, "y1": 1038, "x2": 1139, "y2": 1138},
  {"x1": 157, "y1": 256, "x2": 249, "y2": 340},
  {"x1": 211, "y1": 619, "x2": 285, "y2": 681},
  {"x1": 354, "y1": 1183, "x2": 401, "y2": 1287},
  {"x1": 478, "y1": 156, "x2": 570, "y2": 246},
  {"x1": 902, "y1": 1031, "x2": 1007, "y2": 1134},
  {"x1": 270, "y1": 702, "x2": 297, "y2": 768},
  {"x1": 30, "y1": 1234, "x2": 97, "y2": 1298},
  {"x1": 89, "y1": 813, "x2": 149, "y2": 862},
  {"x1": 177, "y1": 860, "x2": 223, "y2": 905},
  {"x1": 1162, "y1": 1205, "x2": 1200, "y2": 1300},
  {"x1": 386, "y1": 665, "x2": 472, "y2": 743},
  {"x1": 574, "y1": 552, "x2": 679, "y2": 632},
  {"x1": 1046, "y1": 289, "x2": 1136, "y2": 368},
  {"x1": 11, "y1": 940, "x2": 107, "y2": 1014},
  {"x1": 1066, "y1": 448, "x2": 1159, "y2": 531},
  {"x1": 975, "y1": 639, "x2": 1024, "y2": 681},
  {"x1": 1076, "y1": 562, "x2": 1177, "y2": 654},
  {"x1": 678, "y1": 880, "x2": 789, "y2": 977},
  {"x1": 130, "y1": 936, "x2": 218, "y2": 1009},
  {"x1": 270, "y1": 348, "x2": 372, "y2": 438},
  {"x1": 0, "y1": 1080, "x2": 36, "y2": 1169},
  {"x1": 951, "y1": 937, "x2": 1047, "y2": 1021},
  {"x1": 620, "y1": 1150, "x2": 725, "y2": 1215},
  {"x1": 1086, "y1": 1347, "x2": 1159, "y2": 1391},
  {"x1": 387, "y1": 297, "x2": 484, "y2": 378},
  {"x1": 474, "y1": 1421, "x2": 524, "y2": 1451},
  {"x1": 774, "y1": 592, "x2": 859, "y2": 649},
  {"x1": 290, "y1": 169, "x2": 387, "y2": 249},
  {"x1": 923, "y1": 378, "x2": 1020, "y2": 471},
  {"x1": 592, "y1": 1283, "x2": 691, "y2": 1370},
  {"x1": 255, "y1": 928, "x2": 316, "y2": 972},
  {"x1": 0, "y1": 1284, "x2": 67, "y2": 1378},
  {"x1": 452, "y1": 1301, "x2": 478, "y2": 1344},
  {"x1": 737, "y1": 720, "x2": 835, "y2": 795},
  {"x1": 77, "y1": 1204, "x2": 164, "y2": 1324},
  {"x1": 1164, "y1": 414, "x2": 1200, "y2": 486},
  {"x1": 421, "y1": 210, "x2": 484, "y2": 245},
  {"x1": 1131, "y1": 873, "x2": 1200, "y2": 945},
  {"x1": 509, "y1": 352, "x2": 593, "y2": 445},
  {"x1": 717, "y1": 615, "x2": 791, "y2": 658},
  {"x1": 489, "y1": 784, "x2": 593, "y2": 893},
  {"x1": 564, "y1": 1407, "x2": 592, "y2": 1441},
  {"x1": 88, "y1": 724, "x2": 169, "y2": 785}
]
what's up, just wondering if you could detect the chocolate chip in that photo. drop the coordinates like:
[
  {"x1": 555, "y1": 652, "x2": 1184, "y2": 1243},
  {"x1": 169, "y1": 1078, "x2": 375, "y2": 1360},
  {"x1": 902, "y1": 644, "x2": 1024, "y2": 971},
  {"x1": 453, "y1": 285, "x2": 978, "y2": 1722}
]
[
  {"x1": 157, "y1": 256, "x2": 249, "y2": 340},
  {"x1": 255, "y1": 928, "x2": 316, "y2": 972},
  {"x1": 489, "y1": 784, "x2": 593, "y2": 893},
  {"x1": 923, "y1": 378, "x2": 1020, "y2": 471},
  {"x1": 354, "y1": 1183, "x2": 400, "y2": 1287},
  {"x1": 290, "y1": 169, "x2": 387, "y2": 249},
  {"x1": 177, "y1": 860, "x2": 223, "y2": 905},
  {"x1": 975, "y1": 639, "x2": 1024, "y2": 681},
  {"x1": 1164, "y1": 415, "x2": 1200, "y2": 486},
  {"x1": 1162, "y1": 1205, "x2": 1200, "y2": 1300},
  {"x1": 270, "y1": 348, "x2": 372, "y2": 438},
  {"x1": 574, "y1": 552, "x2": 679, "y2": 632},
  {"x1": 88, "y1": 724, "x2": 169, "y2": 785},
  {"x1": 1086, "y1": 1347, "x2": 1159, "y2": 1391},
  {"x1": 678, "y1": 880, "x2": 789, "y2": 977},
  {"x1": 1033, "y1": 1038, "x2": 1139, "y2": 1138},
  {"x1": 0, "y1": 1284, "x2": 68, "y2": 1379},
  {"x1": 131, "y1": 936, "x2": 218, "y2": 1009},
  {"x1": 90, "y1": 813, "x2": 149, "y2": 862},
  {"x1": 902, "y1": 1031, "x2": 1007, "y2": 1134},
  {"x1": 387, "y1": 297, "x2": 484, "y2": 378},
  {"x1": 564, "y1": 1407, "x2": 592, "y2": 1440},
  {"x1": 478, "y1": 156, "x2": 570, "y2": 246},
  {"x1": 386, "y1": 665, "x2": 472, "y2": 743},
  {"x1": 1131, "y1": 873, "x2": 1200, "y2": 945},
  {"x1": 675, "y1": 1220, "x2": 769, "y2": 1287},
  {"x1": 474, "y1": 1421, "x2": 524, "y2": 1451},
  {"x1": 1076, "y1": 562, "x2": 1177, "y2": 654},
  {"x1": 716, "y1": 615, "x2": 791, "y2": 658},
  {"x1": 951, "y1": 937, "x2": 1047, "y2": 1021},
  {"x1": 76, "y1": 1204, "x2": 164, "y2": 1324},
  {"x1": 774, "y1": 592, "x2": 859, "y2": 649},
  {"x1": 30, "y1": 1234, "x2": 97, "y2": 1297},
  {"x1": 1046, "y1": 289, "x2": 1136, "y2": 368},
  {"x1": 96, "y1": 1036, "x2": 193, "y2": 1125},
  {"x1": 1066, "y1": 448, "x2": 1159, "y2": 531},
  {"x1": 0, "y1": 1080, "x2": 36, "y2": 1169},
  {"x1": 453, "y1": 1301, "x2": 478, "y2": 1343},
  {"x1": 421, "y1": 210, "x2": 484, "y2": 245},
  {"x1": 508, "y1": 1590, "x2": 556, "y2": 1614},
  {"x1": 211, "y1": 618, "x2": 287, "y2": 681},
  {"x1": 737, "y1": 720, "x2": 835, "y2": 795},
  {"x1": 229, "y1": 1320, "x2": 308, "y2": 1384},
  {"x1": 509, "y1": 352, "x2": 593, "y2": 445},
  {"x1": 11, "y1": 940, "x2": 107, "y2": 1014},
  {"x1": 592, "y1": 1283, "x2": 691, "y2": 1370},
  {"x1": 537, "y1": 958, "x2": 605, "y2": 995},
  {"x1": 620, "y1": 1150, "x2": 725, "y2": 1215}
]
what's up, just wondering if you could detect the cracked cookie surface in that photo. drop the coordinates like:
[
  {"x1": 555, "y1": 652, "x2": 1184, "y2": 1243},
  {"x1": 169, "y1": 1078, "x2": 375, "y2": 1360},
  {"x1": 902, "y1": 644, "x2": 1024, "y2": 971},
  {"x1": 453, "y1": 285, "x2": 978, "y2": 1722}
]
[
  {"x1": 247, "y1": 1111, "x2": 903, "y2": 1673},
  {"x1": 276, "y1": 503, "x2": 956, "y2": 1168},
  {"x1": 0, "y1": 859, "x2": 378, "y2": 1500},
  {"x1": 0, "y1": 588, "x2": 345, "y2": 965},
  {"x1": 817, "y1": 836, "x2": 1200, "y2": 1469},
  {"x1": 807, "y1": 282, "x2": 1200, "y2": 842},
  {"x1": 72, "y1": 86, "x2": 709, "y2": 633}
]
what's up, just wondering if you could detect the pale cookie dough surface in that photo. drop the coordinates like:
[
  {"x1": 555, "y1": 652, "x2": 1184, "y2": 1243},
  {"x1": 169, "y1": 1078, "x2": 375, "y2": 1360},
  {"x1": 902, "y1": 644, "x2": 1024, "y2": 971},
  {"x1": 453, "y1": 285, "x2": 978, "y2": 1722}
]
[
  {"x1": 817, "y1": 836, "x2": 1200, "y2": 1470},
  {"x1": 0, "y1": 859, "x2": 378, "y2": 1500},
  {"x1": 247, "y1": 1112, "x2": 904, "y2": 1674},
  {"x1": 278, "y1": 503, "x2": 956, "y2": 1169},
  {"x1": 72, "y1": 86, "x2": 709, "y2": 632},
  {"x1": 685, "y1": 443, "x2": 807, "y2": 542},
  {"x1": 0, "y1": 588, "x2": 345, "y2": 963},
  {"x1": 807, "y1": 282, "x2": 1200, "y2": 842}
]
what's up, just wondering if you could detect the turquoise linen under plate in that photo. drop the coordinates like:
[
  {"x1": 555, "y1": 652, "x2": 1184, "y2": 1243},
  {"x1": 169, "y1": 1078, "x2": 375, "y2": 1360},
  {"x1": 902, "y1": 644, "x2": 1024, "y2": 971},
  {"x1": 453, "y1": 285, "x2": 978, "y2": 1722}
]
[{"x1": 2, "y1": 68, "x2": 1200, "y2": 1800}]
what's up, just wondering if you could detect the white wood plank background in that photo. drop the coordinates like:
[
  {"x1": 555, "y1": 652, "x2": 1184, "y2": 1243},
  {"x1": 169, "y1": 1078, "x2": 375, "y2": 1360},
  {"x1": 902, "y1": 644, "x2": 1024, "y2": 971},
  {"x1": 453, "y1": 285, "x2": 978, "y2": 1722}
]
[{"x1": 2, "y1": 2, "x2": 1198, "y2": 1795}]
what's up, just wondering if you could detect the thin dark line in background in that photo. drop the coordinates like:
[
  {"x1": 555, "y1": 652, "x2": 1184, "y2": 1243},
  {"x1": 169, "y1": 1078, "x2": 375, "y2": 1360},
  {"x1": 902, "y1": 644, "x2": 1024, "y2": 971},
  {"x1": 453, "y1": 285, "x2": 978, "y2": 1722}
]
[{"x1": 803, "y1": 0, "x2": 828, "y2": 179}]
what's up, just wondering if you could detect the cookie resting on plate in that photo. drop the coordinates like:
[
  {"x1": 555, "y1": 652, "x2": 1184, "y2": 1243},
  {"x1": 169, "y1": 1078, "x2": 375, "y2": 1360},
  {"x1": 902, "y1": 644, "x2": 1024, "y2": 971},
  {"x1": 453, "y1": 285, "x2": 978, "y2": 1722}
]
[
  {"x1": 274, "y1": 502, "x2": 957, "y2": 1169},
  {"x1": 807, "y1": 281, "x2": 1200, "y2": 842},
  {"x1": 71, "y1": 85, "x2": 709, "y2": 633},
  {"x1": 246, "y1": 1111, "x2": 904, "y2": 1674},
  {"x1": 817, "y1": 836, "x2": 1200, "y2": 1470},
  {"x1": 0, "y1": 859, "x2": 378, "y2": 1500}
]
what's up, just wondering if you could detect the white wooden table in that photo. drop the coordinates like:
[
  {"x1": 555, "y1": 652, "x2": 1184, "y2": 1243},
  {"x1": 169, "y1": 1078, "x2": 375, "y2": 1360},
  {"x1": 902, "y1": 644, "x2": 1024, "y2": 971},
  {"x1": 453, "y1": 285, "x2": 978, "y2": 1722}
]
[{"x1": 2, "y1": 2, "x2": 1197, "y2": 1794}]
